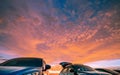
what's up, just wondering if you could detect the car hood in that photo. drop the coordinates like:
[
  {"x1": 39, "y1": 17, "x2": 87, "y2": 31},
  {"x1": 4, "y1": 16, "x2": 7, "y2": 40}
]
[
  {"x1": 0, "y1": 66, "x2": 40, "y2": 75},
  {"x1": 78, "y1": 71, "x2": 111, "y2": 75}
]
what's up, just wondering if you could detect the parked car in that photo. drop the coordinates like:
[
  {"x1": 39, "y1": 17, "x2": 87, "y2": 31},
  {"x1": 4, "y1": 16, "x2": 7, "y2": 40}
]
[
  {"x1": 59, "y1": 62, "x2": 111, "y2": 75},
  {"x1": 114, "y1": 69, "x2": 120, "y2": 73},
  {"x1": 95, "y1": 68, "x2": 120, "y2": 75},
  {"x1": 0, "y1": 57, "x2": 51, "y2": 75}
]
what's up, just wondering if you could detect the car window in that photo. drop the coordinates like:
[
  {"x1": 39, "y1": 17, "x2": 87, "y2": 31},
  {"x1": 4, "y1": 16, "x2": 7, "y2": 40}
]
[
  {"x1": 77, "y1": 67, "x2": 88, "y2": 71},
  {"x1": 42, "y1": 60, "x2": 46, "y2": 69},
  {"x1": 0, "y1": 58, "x2": 43, "y2": 67},
  {"x1": 72, "y1": 65, "x2": 94, "y2": 72}
]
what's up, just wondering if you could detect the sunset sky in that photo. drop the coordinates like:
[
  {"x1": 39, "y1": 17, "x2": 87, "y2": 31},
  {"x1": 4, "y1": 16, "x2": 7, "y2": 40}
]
[{"x1": 0, "y1": 0, "x2": 120, "y2": 67}]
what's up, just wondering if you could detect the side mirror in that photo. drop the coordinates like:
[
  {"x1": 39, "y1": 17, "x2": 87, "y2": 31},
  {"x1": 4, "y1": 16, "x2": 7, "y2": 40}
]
[
  {"x1": 70, "y1": 69, "x2": 74, "y2": 72},
  {"x1": 44, "y1": 64, "x2": 51, "y2": 71}
]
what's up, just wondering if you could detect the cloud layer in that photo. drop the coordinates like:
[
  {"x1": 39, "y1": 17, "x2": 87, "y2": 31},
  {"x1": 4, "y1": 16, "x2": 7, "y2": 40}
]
[{"x1": 0, "y1": 0, "x2": 120, "y2": 64}]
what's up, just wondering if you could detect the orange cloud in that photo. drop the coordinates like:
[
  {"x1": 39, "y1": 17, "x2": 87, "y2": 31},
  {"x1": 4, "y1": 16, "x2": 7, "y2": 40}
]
[{"x1": 0, "y1": 0, "x2": 120, "y2": 67}]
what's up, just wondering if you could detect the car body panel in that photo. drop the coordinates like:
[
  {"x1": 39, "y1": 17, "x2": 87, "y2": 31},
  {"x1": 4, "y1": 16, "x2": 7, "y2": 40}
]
[
  {"x1": 95, "y1": 68, "x2": 120, "y2": 75},
  {"x1": 0, "y1": 66, "x2": 42, "y2": 75},
  {"x1": 114, "y1": 69, "x2": 120, "y2": 73}
]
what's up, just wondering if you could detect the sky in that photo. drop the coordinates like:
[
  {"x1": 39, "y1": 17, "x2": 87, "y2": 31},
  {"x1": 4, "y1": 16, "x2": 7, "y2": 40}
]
[{"x1": 0, "y1": 0, "x2": 120, "y2": 67}]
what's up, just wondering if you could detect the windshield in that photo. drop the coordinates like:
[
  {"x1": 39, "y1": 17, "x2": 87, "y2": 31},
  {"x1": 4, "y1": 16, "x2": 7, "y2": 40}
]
[
  {"x1": 72, "y1": 65, "x2": 95, "y2": 72},
  {"x1": 0, "y1": 58, "x2": 43, "y2": 67}
]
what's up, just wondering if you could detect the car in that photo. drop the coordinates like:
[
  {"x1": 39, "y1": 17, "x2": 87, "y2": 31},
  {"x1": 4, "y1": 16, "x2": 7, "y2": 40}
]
[
  {"x1": 114, "y1": 69, "x2": 120, "y2": 73},
  {"x1": 59, "y1": 62, "x2": 111, "y2": 75},
  {"x1": 0, "y1": 57, "x2": 51, "y2": 75},
  {"x1": 95, "y1": 68, "x2": 120, "y2": 75}
]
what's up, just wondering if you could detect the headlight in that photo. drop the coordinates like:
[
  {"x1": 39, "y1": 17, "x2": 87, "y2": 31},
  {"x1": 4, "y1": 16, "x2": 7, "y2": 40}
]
[{"x1": 24, "y1": 72, "x2": 40, "y2": 75}]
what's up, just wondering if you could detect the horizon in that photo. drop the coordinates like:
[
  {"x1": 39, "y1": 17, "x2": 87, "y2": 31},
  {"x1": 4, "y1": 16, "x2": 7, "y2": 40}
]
[
  {"x1": 0, "y1": 58, "x2": 120, "y2": 68},
  {"x1": 0, "y1": 0, "x2": 120, "y2": 69}
]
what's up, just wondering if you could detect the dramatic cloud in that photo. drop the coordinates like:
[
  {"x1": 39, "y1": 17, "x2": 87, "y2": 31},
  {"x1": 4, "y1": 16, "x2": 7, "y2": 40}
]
[{"x1": 0, "y1": 0, "x2": 120, "y2": 64}]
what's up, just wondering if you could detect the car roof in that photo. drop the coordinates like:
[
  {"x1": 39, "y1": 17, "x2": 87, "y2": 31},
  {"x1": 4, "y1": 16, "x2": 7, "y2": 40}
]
[
  {"x1": 68, "y1": 64, "x2": 90, "y2": 67},
  {"x1": 66, "y1": 64, "x2": 93, "y2": 69},
  {"x1": 10, "y1": 57, "x2": 43, "y2": 60},
  {"x1": 6, "y1": 57, "x2": 44, "y2": 63}
]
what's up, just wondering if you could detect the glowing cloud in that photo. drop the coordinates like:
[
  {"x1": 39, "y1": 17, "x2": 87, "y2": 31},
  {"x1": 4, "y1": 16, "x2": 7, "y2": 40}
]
[{"x1": 0, "y1": 0, "x2": 120, "y2": 66}]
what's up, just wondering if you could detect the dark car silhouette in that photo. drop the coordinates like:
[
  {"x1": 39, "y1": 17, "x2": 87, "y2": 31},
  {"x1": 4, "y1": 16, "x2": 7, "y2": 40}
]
[
  {"x1": 0, "y1": 57, "x2": 51, "y2": 75},
  {"x1": 95, "y1": 68, "x2": 120, "y2": 75},
  {"x1": 114, "y1": 69, "x2": 120, "y2": 73},
  {"x1": 59, "y1": 62, "x2": 111, "y2": 75}
]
